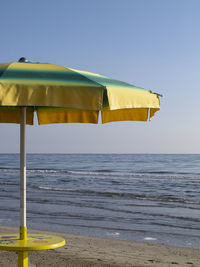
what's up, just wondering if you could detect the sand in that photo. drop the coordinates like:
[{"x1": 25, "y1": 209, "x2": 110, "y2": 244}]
[{"x1": 0, "y1": 226, "x2": 199, "y2": 267}]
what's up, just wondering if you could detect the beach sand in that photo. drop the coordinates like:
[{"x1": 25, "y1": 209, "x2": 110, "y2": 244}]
[{"x1": 0, "y1": 226, "x2": 199, "y2": 267}]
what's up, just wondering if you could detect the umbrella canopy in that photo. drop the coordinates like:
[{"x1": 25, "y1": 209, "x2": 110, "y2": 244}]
[
  {"x1": 0, "y1": 59, "x2": 161, "y2": 266},
  {"x1": 0, "y1": 60, "x2": 160, "y2": 124}
]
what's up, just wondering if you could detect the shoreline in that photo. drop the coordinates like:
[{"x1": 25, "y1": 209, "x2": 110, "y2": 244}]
[{"x1": 0, "y1": 226, "x2": 199, "y2": 266}]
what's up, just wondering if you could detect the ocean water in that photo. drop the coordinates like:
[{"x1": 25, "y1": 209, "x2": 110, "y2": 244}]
[{"x1": 0, "y1": 154, "x2": 200, "y2": 248}]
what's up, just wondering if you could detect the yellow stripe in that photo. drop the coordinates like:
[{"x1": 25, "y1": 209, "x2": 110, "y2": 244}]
[
  {"x1": 70, "y1": 68, "x2": 107, "y2": 78},
  {"x1": 0, "y1": 83, "x2": 103, "y2": 109},
  {"x1": 150, "y1": 108, "x2": 160, "y2": 120},
  {"x1": 37, "y1": 108, "x2": 99, "y2": 124},
  {"x1": 106, "y1": 86, "x2": 160, "y2": 109},
  {"x1": 0, "y1": 107, "x2": 34, "y2": 124},
  {"x1": 102, "y1": 108, "x2": 149, "y2": 123},
  {"x1": 8, "y1": 62, "x2": 71, "y2": 72}
]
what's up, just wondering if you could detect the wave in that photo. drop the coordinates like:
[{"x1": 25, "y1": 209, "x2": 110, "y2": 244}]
[
  {"x1": 0, "y1": 182, "x2": 18, "y2": 186},
  {"x1": 29, "y1": 185, "x2": 200, "y2": 205},
  {"x1": 0, "y1": 167, "x2": 200, "y2": 179},
  {"x1": 0, "y1": 168, "x2": 19, "y2": 172},
  {"x1": 63, "y1": 170, "x2": 200, "y2": 178}
]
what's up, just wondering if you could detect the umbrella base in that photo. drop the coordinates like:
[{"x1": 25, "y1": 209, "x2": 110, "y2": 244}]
[{"x1": 0, "y1": 233, "x2": 66, "y2": 267}]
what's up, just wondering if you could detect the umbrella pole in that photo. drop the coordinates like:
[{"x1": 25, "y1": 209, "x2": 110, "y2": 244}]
[
  {"x1": 20, "y1": 106, "x2": 27, "y2": 239},
  {"x1": 18, "y1": 107, "x2": 28, "y2": 267}
]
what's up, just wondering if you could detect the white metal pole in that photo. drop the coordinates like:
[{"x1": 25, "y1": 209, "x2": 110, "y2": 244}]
[{"x1": 20, "y1": 107, "x2": 27, "y2": 239}]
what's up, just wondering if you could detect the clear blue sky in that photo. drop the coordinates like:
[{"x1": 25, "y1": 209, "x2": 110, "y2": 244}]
[{"x1": 1, "y1": 0, "x2": 200, "y2": 153}]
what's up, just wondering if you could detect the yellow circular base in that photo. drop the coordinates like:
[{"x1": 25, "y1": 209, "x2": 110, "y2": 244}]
[{"x1": 0, "y1": 234, "x2": 66, "y2": 251}]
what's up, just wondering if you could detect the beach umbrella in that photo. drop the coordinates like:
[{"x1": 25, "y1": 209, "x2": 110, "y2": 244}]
[{"x1": 0, "y1": 58, "x2": 161, "y2": 266}]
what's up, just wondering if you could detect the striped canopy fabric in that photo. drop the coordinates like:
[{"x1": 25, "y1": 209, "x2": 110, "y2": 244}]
[{"x1": 0, "y1": 61, "x2": 160, "y2": 124}]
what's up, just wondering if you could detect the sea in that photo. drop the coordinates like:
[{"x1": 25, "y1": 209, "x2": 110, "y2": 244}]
[{"x1": 0, "y1": 153, "x2": 200, "y2": 249}]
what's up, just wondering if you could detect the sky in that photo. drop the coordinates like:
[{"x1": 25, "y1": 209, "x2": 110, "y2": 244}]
[{"x1": 0, "y1": 0, "x2": 200, "y2": 153}]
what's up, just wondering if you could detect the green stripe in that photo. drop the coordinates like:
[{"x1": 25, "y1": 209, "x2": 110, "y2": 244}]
[
  {"x1": 77, "y1": 71, "x2": 147, "y2": 91},
  {"x1": 0, "y1": 66, "x2": 148, "y2": 92},
  {"x1": 0, "y1": 69, "x2": 102, "y2": 86},
  {"x1": 0, "y1": 64, "x2": 10, "y2": 78}
]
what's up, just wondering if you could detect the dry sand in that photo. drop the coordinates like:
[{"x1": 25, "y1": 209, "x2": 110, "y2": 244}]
[{"x1": 0, "y1": 226, "x2": 199, "y2": 267}]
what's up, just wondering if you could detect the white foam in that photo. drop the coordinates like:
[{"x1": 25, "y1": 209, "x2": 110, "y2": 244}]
[
  {"x1": 144, "y1": 237, "x2": 157, "y2": 241},
  {"x1": 106, "y1": 232, "x2": 120, "y2": 237}
]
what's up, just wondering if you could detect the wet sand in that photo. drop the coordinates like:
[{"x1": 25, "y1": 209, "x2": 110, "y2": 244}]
[{"x1": 0, "y1": 226, "x2": 199, "y2": 266}]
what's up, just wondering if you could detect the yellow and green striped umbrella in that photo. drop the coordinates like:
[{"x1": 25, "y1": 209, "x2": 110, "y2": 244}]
[
  {"x1": 0, "y1": 60, "x2": 160, "y2": 124},
  {"x1": 0, "y1": 58, "x2": 161, "y2": 267}
]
